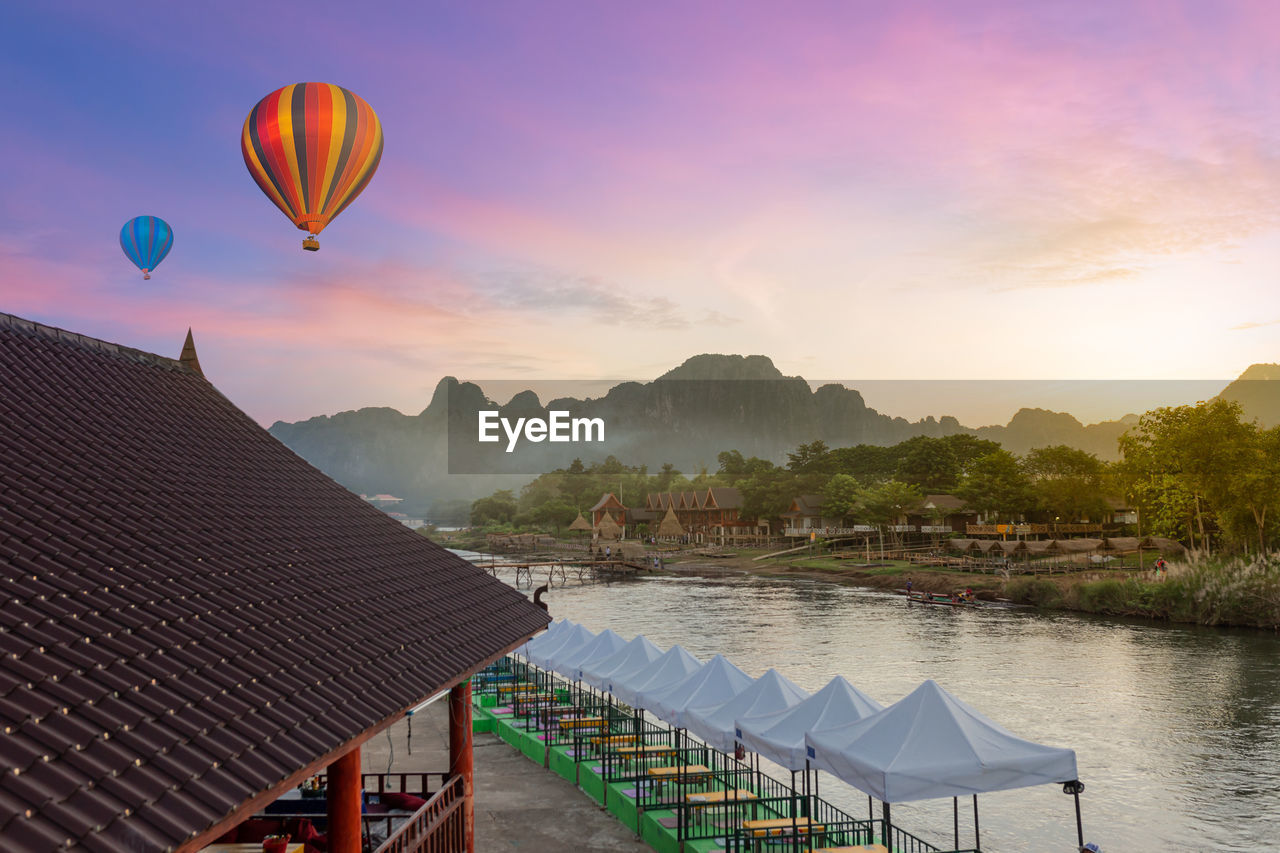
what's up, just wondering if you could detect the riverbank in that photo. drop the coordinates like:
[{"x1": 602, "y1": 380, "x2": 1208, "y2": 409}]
[
  {"x1": 435, "y1": 528, "x2": 1280, "y2": 630},
  {"x1": 663, "y1": 548, "x2": 1280, "y2": 630}
]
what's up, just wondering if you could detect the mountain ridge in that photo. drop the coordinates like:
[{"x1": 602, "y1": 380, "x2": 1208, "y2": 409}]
[{"x1": 268, "y1": 354, "x2": 1274, "y2": 511}]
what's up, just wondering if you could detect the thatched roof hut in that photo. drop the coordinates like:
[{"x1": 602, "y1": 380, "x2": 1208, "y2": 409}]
[
  {"x1": 657, "y1": 506, "x2": 685, "y2": 538},
  {"x1": 1058, "y1": 537, "x2": 1103, "y2": 553},
  {"x1": 1141, "y1": 535, "x2": 1188, "y2": 554},
  {"x1": 947, "y1": 538, "x2": 980, "y2": 552},
  {"x1": 569, "y1": 511, "x2": 593, "y2": 532},
  {"x1": 1100, "y1": 536, "x2": 1141, "y2": 553},
  {"x1": 595, "y1": 512, "x2": 621, "y2": 540},
  {"x1": 995, "y1": 540, "x2": 1027, "y2": 554}
]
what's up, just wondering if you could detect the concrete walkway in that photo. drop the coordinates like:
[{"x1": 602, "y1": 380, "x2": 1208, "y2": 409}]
[{"x1": 361, "y1": 697, "x2": 650, "y2": 851}]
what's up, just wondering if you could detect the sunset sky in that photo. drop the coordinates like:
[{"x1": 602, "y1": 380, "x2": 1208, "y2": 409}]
[{"x1": 2, "y1": 2, "x2": 1277, "y2": 427}]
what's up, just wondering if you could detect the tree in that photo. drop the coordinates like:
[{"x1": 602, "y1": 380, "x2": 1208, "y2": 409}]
[
  {"x1": 956, "y1": 451, "x2": 1034, "y2": 521},
  {"x1": 787, "y1": 440, "x2": 830, "y2": 472},
  {"x1": 857, "y1": 480, "x2": 923, "y2": 547},
  {"x1": 940, "y1": 434, "x2": 1004, "y2": 476},
  {"x1": 655, "y1": 462, "x2": 678, "y2": 492},
  {"x1": 895, "y1": 436, "x2": 960, "y2": 491},
  {"x1": 822, "y1": 474, "x2": 862, "y2": 520},
  {"x1": 1117, "y1": 399, "x2": 1256, "y2": 554},
  {"x1": 857, "y1": 480, "x2": 923, "y2": 525},
  {"x1": 717, "y1": 450, "x2": 746, "y2": 483},
  {"x1": 827, "y1": 444, "x2": 898, "y2": 483},
  {"x1": 1024, "y1": 445, "x2": 1110, "y2": 522},
  {"x1": 470, "y1": 489, "x2": 517, "y2": 525}
]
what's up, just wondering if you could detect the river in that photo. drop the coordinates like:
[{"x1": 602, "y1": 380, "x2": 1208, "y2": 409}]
[{"x1": 460, "y1": 554, "x2": 1280, "y2": 851}]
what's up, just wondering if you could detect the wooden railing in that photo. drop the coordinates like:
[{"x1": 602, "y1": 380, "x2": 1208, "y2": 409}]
[{"x1": 375, "y1": 773, "x2": 466, "y2": 853}]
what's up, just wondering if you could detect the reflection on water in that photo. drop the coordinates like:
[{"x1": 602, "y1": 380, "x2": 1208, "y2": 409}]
[{"x1": 458, "y1": 554, "x2": 1280, "y2": 851}]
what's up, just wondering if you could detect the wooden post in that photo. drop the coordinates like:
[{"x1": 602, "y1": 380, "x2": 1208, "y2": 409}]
[
  {"x1": 450, "y1": 680, "x2": 475, "y2": 853},
  {"x1": 327, "y1": 747, "x2": 362, "y2": 853}
]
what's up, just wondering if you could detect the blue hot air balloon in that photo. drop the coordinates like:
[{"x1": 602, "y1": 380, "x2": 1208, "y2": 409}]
[{"x1": 120, "y1": 216, "x2": 174, "y2": 280}]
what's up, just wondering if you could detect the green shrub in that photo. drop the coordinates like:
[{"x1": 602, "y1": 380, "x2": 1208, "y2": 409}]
[{"x1": 1006, "y1": 578, "x2": 1062, "y2": 608}]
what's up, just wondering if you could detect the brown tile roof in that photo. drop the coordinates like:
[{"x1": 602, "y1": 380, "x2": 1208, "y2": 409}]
[
  {"x1": 705, "y1": 487, "x2": 742, "y2": 509},
  {"x1": 588, "y1": 493, "x2": 624, "y2": 512},
  {"x1": 0, "y1": 314, "x2": 549, "y2": 853}
]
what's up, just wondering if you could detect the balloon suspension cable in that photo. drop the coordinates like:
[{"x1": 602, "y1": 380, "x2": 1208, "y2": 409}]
[{"x1": 303, "y1": 235, "x2": 320, "y2": 252}]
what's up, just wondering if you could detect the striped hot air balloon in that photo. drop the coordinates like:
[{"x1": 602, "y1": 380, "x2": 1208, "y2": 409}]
[
  {"x1": 241, "y1": 82, "x2": 384, "y2": 251},
  {"x1": 120, "y1": 216, "x2": 174, "y2": 280}
]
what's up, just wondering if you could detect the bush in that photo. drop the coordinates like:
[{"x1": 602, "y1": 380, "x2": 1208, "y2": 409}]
[
  {"x1": 1006, "y1": 578, "x2": 1062, "y2": 608},
  {"x1": 1071, "y1": 579, "x2": 1133, "y2": 614}
]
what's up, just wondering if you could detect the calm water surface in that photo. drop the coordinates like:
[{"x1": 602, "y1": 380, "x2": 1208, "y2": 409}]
[{"x1": 464, "y1": 556, "x2": 1280, "y2": 852}]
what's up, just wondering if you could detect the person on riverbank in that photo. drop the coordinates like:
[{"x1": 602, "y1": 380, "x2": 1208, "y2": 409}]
[{"x1": 905, "y1": 578, "x2": 913, "y2": 595}]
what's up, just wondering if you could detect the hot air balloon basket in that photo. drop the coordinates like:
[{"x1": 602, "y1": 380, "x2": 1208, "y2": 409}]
[{"x1": 303, "y1": 237, "x2": 320, "y2": 251}]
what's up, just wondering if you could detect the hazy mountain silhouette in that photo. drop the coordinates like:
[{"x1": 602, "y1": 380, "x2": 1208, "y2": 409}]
[
  {"x1": 268, "y1": 354, "x2": 1272, "y2": 514},
  {"x1": 1218, "y1": 364, "x2": 1280, "y2": 427}
]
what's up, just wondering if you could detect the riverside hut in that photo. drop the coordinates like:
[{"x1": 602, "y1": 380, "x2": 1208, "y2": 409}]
[
  {"x1": 568, "y1": 511, "x2": 593, "y2": 534},
  {"x1": 595, "y1": 513, "x2": 622, "y2": 541},
  {"x1": 0, "y1": 313, "x2": 549, "y2": 853},
  {"x1": 656, "y1": 506, "x2": 685, "y2": 539}
]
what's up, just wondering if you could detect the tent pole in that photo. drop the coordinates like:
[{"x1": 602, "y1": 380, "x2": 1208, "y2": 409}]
[
  {"x1": 1074, "y1": 788, "x2": 1084, "y2": 848},
  {"x1": 790, "y1": 769, "x2": 799, "y2": 853},
  {"x1": 882, "y1": 801, "x2": 892, "y2": 853},
  {"x1": 973, "y1": 795, "x2": 980, "y2": 850},
  {"x1": 953, "y1": 796, "x2": 959, "y2": 849}
]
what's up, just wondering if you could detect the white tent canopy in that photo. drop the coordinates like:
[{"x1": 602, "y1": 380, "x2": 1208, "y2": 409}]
[
  {"x1": 581, "y1": 635, "x2": 665, "y2": 692},
  {"x1": 685, "y1": 668, "x2": 809, "y2": 753},
  {"x1": 516, "y1": 618, "x2": 572, "y2": 658},
  {"x1": 527, "y1": 623, "x2": 596, "y2": 670},
  {"x1": 737, "y1": 675, "x2": 884, "y2": 771},
  {"x1": 611, "y1": 645, "x2": 704, "y2": 708},
  {"x1": 644, "y1": 654, "x2": 755, "y2": 729},
  {"x1": 805, "y1": 680, "x2": 1078, "y2": 802},
  {"x1": 554, "y1": 628, "x2": 629, "y2": 680}
]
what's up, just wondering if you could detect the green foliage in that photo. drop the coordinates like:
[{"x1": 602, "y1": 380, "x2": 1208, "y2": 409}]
[
  {"x1": 787, "y1": 440, "x2": 831, "y2": 473},
  {"x1": 895, "y1": 437, "x2": 959, "y2": 491},
  {"x1": 857, "y1": 480, "x2": 923, "y2": 524},
  {"x1": 957, "y1": 450, "x2": 1034, "y2": 520},
  {"x1": 822, "y1": 473, "x2": 862, "y2": 520},
  {"x1": 1024, "y1": 445, "x2": 1110, "y2": 522},
  {"x1": 1118, "y1": 400, "x2": 1280, "y2": 553},
  {"x1": 1005, "y1": 578, "x2": 1063, "y2": 608},
  {"x1": 470, "y1": 489, "x2": 517, "y2": 525},
  {"x1": 1070, "y1": 579, "x2": 1132, "y2": 613}
]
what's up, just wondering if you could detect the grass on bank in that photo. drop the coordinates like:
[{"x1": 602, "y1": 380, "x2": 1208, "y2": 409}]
[{"x1": 1006, "y1": 554, "x2": 1280, "y2": 629}]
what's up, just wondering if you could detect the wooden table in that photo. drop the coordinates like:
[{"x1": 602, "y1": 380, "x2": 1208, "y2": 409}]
[
  {"x1": 590, "y1": 733, "x2": 639, "y2": 750},
  {"x1": 684, "y1": 788, "x2": 759, "y2": 826},
  {"x1": 740, "y1": 817, "x2": 826, "y2": 853},
  {"x1": 558, "y1": 716, "x2": 604, "y2": 730},
  {"x1": 741, "y1": 816, "x2": 824, "y2": 836},
  {"x1": 614, "y1": 744, "x2": 677, "y2": 767},
  {"x1": 814, "y1": 846, "x2": 888, "y2": 853},
  {"x1": 647, "y1": 763, "x2": 711, "y2": 794},
  {"x1": 687, "y1": 789, "x2": 757, "y2": 805}
]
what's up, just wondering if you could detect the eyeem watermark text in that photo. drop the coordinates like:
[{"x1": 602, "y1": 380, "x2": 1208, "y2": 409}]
[{"x1": 478, "y1": 410, "x2": 605, "y2": 452}]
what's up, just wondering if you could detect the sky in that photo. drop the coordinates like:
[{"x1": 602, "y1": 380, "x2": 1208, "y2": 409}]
[{"x1": 1, "y1": 1, "x2": 1278, "y2": 427}]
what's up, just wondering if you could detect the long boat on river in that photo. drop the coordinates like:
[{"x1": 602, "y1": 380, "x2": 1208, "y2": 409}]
[{"x1": 904, "y1": 590, "x2": 983, "y2": 608}]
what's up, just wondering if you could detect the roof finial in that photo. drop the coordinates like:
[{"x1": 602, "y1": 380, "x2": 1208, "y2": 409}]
[{"x1": 179, "y1": 328, "x2": 205, "y2": 378}]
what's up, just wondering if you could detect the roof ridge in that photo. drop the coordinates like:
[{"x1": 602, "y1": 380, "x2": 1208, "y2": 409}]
[{"x1": 0, "y1": 310, "x2": 191, "y2": 373}]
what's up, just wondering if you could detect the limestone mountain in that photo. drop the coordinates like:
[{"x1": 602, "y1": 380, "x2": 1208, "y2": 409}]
[
  {"x1": 267, "y1": 354, "x2": 1261, "y2": 515},
  {"x1": 1217, "y1": 364, "x2": 1280, "y2": 427}
]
